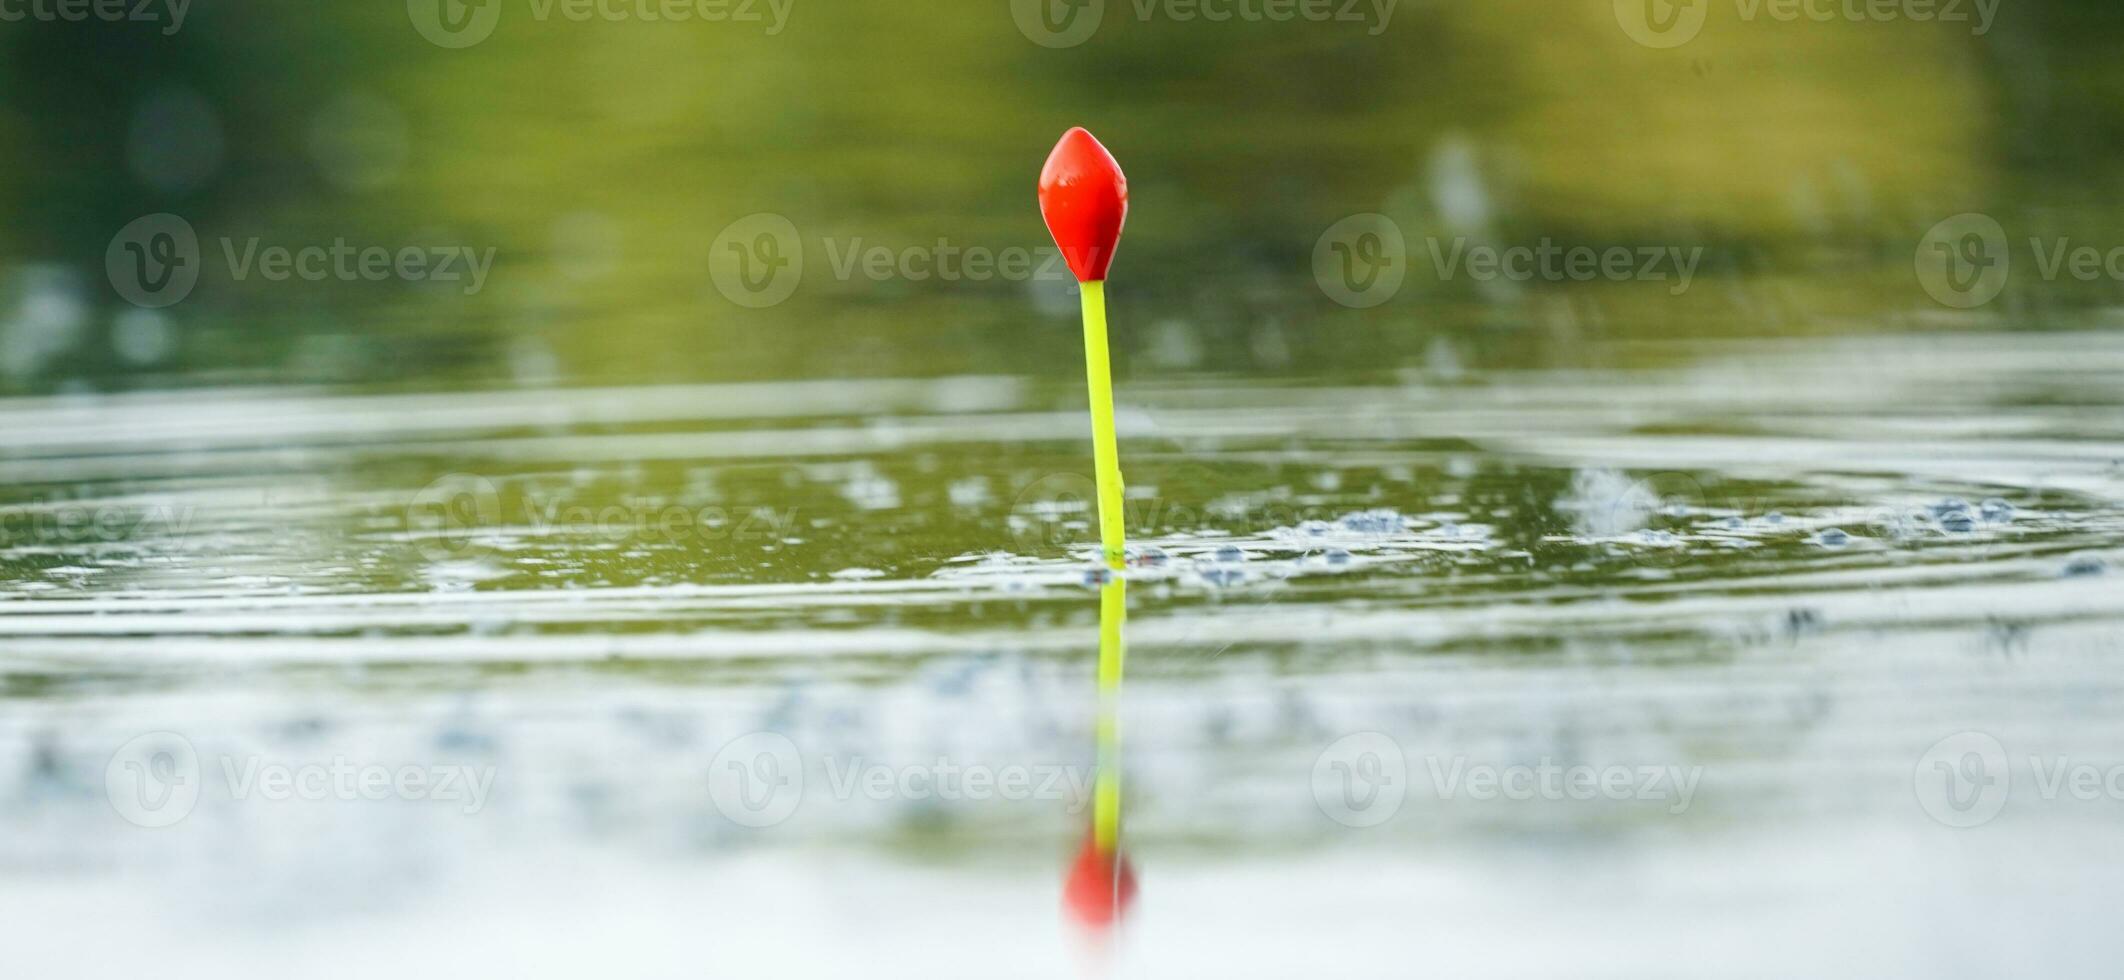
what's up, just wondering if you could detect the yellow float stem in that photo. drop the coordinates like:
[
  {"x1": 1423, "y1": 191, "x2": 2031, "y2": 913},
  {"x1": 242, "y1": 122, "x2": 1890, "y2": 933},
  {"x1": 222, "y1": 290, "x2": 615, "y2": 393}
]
[
  {"x1": 1093, "y1": 576, "x2": 1126, "y2": 853},
  {"x1": 1078, "y1": 280, "x2": 1126, "y2": 569}
]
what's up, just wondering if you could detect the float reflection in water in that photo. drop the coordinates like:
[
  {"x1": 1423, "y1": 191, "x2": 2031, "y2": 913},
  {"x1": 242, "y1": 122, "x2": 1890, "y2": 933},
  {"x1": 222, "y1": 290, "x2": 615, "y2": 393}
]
[{"x1": 1063, "y1": 576, "x2": 1138, "y2": 939}]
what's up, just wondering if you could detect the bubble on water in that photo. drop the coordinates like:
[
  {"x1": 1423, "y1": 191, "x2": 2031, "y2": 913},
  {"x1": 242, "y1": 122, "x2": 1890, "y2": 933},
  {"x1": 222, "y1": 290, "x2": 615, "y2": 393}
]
[
  {"x1": 946, "y1": 477, "x2": 992, "y2": 508},
  {"x1": 3, "y1": 265, "x2": 88, "y2": 380},
  {"x1": 309, "y1": 91, "x2": 409, "y2": 191},
  {"x1": 127, "y1": 86, "x2": 224, "y2": 193},
  {"x1": 1212, "y1": 545, "x2": 1246, "y2": 564},
  {"x1": 1081, "y1": 566, "x2": 1113, "y2": 588},
  {"x1": 506, "y1": 334, "x2": 560, "y2": 385},
  {"x1": 1939, "y1": 511, "x2": 1976, "y2": 534},
  {"x1": 1931, "y1": 498, "x2": 1970, "y2": 520},
  {"x1": 1337, "y1": 509, "x2": 1406, "y2": 536},
  {"x1": 1424, "y1": 335, "x2": 1466, "y2": 381},
  {"x1": 1128, "y1": 545, "x2": 1168, "y2": 568},
  {"x1": 1720, "y1": 516, "x2": 1745, "y2": 530},
  {"x1": 841, "y1": 470, "x2": 900, "y2": 511},
  {"x1": 1980, "y1": 498, "x2": 2016, "y2": 523},
  {"x1": 1323, "y1": 548, "x2": 1353, "y2": 567},
  {"x1": 1299, "y1": 520, "x2": 1333, "y2": 537},
  {"x1": 2062, "y1": 554, "x2": 2108, "y2": 578},
  {"x1": 1763, "y1": 512, "x2": 1786, "y2": 526},
  {"x1": 1816, "y1": 528, "x2": 1850, "y2": 548},
  {"x1": 1249, "y1": 319, "x2": 1291, "y2": 368},
  {"x1": 1429, "y1": 134, "x2": 1491, "y2": 234},
  {"x1": 433, "y1": 725, "x2": 498, "y2": 755},
  {"x1": 1147, "y1": 319, "x2": 1203, "y2": 370},
  {"x1": 1559, "y1": 470, "x2": 1654, "y2": 537},
  {"x1": 1200, "y1": 567, "x2": 1246, "y2": 588},
  {"x1": 111, "y1": 308, "x2": 176, "y2": 366}
]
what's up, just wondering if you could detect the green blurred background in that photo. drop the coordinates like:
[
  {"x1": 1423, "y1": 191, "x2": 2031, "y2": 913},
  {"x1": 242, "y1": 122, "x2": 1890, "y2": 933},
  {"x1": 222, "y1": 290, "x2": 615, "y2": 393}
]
[{"x1": 2, "y1": 0, "x2": 2121, "y2": 393}]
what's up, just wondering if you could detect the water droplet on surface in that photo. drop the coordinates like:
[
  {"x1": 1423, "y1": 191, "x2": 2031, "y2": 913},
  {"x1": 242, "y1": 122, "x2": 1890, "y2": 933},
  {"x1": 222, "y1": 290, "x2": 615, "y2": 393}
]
[
  {"x1": 2062, "y1": 554, "x2": 2108, "y2": 578},
  {"x1": 1129, "y1": 545, "x2": 1168, "y2": 567}
]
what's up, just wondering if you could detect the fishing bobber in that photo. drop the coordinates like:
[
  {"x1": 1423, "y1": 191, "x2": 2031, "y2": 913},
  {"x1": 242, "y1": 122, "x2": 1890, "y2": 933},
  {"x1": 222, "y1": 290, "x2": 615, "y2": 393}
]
[{"x1": 1038, "y1": 127, "x2": 1131, "y2": 569}]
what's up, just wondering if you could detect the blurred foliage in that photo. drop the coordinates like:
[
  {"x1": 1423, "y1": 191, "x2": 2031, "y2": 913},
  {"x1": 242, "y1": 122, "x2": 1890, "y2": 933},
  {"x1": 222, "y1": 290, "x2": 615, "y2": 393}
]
[{"x1": 3, "y1": 0, "x2": 2124, "y2": 393}]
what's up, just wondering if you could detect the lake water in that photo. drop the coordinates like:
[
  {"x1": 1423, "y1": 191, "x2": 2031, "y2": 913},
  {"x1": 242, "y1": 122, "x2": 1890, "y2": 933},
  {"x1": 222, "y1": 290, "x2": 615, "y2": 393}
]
[
  {"x1": 9, "y1": 0, "x2": 2124, "y2": 973},
  {"x1": 3, "y1": 326, "x2": 2120, "y2": 977}
]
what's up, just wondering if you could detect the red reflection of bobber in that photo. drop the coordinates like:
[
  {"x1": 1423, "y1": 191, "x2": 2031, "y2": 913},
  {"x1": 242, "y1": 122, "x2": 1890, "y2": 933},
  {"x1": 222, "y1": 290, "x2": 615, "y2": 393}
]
[
  {"x1": 1064, "y1": 833, "x2": 1138, "y2": 929},
  {"x1": 1063, "y1": 577, "x2": 1135, "y2": 935}
]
